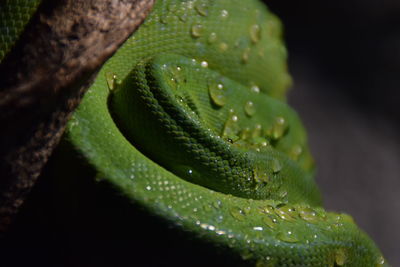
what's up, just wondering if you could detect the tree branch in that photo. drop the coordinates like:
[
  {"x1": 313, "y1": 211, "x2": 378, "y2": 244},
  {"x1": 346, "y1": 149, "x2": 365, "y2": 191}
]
[{"x1": 0, "y1": 0, "x2": 155, "y2": 233}]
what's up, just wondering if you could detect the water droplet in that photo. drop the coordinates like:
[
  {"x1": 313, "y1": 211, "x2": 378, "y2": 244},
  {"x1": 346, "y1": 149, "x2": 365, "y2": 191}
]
[
  {"x1": 271, "y1": 159, "x2": 282, "y2": 174},
  {"x1": 260, "y1": 205, "x2": 275, "y2": 215},
  {"x1": 331, "y1": 213, "x2": 354, "y2": 227},
  {"x1": 105, "y1": 72, "x2": 119, "y2": 91},
  {"x1": 230, "y1": 207, "x2": 246, "y2": 221},
  {"x1": 203, "y1": 204, "x2": 212, "y2": 212},
  {"x1": 208, "y1": 82, "x2": 226, "y2": 107},
  {"x1": 279, "y1": 191, "x2": 288, "y2": 199},
  {"x1": 195, "y1": 1, "x2": 208, "y2": 16},
  {"x1": 275, "y1": 205, "x2": 296, "y2": 221},
  {"x1": 276, "y1": 116, "x2": 285, "y2": 126},
  {"x1": 290, "y1": 145, "x2": 303, "y2": 160},
  {"x1": 335, "y1": 248, "x2": 347, "y2": 266},
  {"x1": 253, "y1": 166, "x2": 269, "y2": 183},
  {"x1": 145, "y1": 186, "x2": 152, "y2": 191},
  {"x1": 277, "y1": 231, "x2": 299, "y2": 243},
  {"x1": 253, "y1": 226, "x2": 263, "y2": 231},
  {"x1": 219, "y1": 42, "x2": 228, "y2": 52},
  {"x1": 244, "y1": 101, "x2": 256, "y2": 117},
  {"x1": 377, "y1": 256, "x2": 385, "y2": 266},
  {"x1": 188, "y1": 169, "x2": 193, "y2": 175},
  {"x1": 176, "y1": 6, "x2": 189, "y2": 22},
  {"x1": 222, "y1": 110, "x2": 240, "y2": 141},
  {"x1": 250, "y1": 24, "x2": 261, "y2": 43},
  {"x1": 165, "y1": 65, "x2": 186, "y2": 89},
  {"x1": 239, "y1": 127, "x2": 251, "y2": 140},
  {"x1": 213, "y1": 200, "x2": 222, "y2": 209},
  {"x1": 243, "y1": 206, "x2": 252, "y2": 215},
  {"x1": 250, "y1": 137, "x2": 268, "y2": 149},
  {"x1": 216, "y1": 230, "x2": 226, "y2": 235},
  {"x1": 262, "y1": 215, "x2": 278, "y2": 228},
  {"x1": 298, "y1": 207, "x2": 319, "y2": 223},
  {"x1": 200, "y1": 61, "x2": 208, "y2": 68},
  {"x1": 220, "y1": 9, "x2": 229, "y2": 19},
  {"x1": 342, "y1": 213, "x2": 355, "y2": 223},
  {"x1": 208, "y1": 32, "x2": 217, "y2": 44},
  {"x1": 270, "y1": 116, "x2": 287, "y2": 140},
  {"x1": 252, "y1": 124, "x2": 262, "y2": 138},
  {"x1": 251, "y1": 85, "x2": 260, "y2": 93},
  {"x1": 200, "y1": 223, "x2": 208, "y2": 230},
  {"x1": 191, "y1": 24, "x2": 204, "y2": 38},
  {"x1": 241, "y1": 47, "x2": 251, "y2": 64}
]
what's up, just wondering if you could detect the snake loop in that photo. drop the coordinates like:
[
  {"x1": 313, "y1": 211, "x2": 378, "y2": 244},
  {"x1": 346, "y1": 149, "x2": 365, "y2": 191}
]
[
  {"x1": 65, "y1": 0, "x2": 386, "y2": 265},
  {"x1": 110, "y1": 54, "x2": 320, "y2": 203},
  {"x1": 1, "y1": 0, "x2": 387, "y2": 265},
  {"x1": 63, "y1": 1, "x2": 387, "y2": 265}
]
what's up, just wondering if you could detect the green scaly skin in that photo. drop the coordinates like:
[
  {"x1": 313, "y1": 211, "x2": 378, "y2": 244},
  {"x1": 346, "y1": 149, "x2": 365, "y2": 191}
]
[
  {"x1": 1, "y1": 0, "x2": 387, "y2": 265},
  {"x1": 0, "y1": 0, "x2": 41, "y2": 62}
]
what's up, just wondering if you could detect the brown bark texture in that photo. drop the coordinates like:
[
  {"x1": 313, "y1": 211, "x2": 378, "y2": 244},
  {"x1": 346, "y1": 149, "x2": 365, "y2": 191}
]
[{"x1": 0, "y1": 0, "x2": 155, "y2": 233}]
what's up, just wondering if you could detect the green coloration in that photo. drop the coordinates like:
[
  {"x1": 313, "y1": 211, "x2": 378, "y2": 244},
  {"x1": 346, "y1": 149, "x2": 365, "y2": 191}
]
[
  {"x1": 112, "y1": 54, "x2": 319, "y2": 202},
  {"x1": 0, "y1": 0, "x2": 41, "y2": 62},
  {"x1": 1, "y1": 0, "x2": 388, "y2": 265}
]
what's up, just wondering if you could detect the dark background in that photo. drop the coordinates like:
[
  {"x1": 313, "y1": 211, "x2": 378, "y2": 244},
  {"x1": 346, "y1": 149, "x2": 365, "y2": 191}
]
[
  {"x1": 1, "y1": 1, "x2": 399, "y2": 266},
  {"x1": 268, "y1": 0, "x2": 400, "y2": 265}
]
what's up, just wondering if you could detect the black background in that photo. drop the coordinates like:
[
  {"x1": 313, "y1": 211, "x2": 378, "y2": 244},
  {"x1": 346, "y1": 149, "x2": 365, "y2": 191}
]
[{"x1": 268, "y1": 0, "x2": 400, "y2": 265}]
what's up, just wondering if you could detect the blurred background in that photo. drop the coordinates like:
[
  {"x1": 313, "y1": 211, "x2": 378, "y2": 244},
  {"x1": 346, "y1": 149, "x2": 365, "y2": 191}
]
[
  {"x1": 1, "y1": 0, "x2": 399, "y2": 266},
  {"x1": 268, "y1": 0, "x2": 400, "y2": 264}
]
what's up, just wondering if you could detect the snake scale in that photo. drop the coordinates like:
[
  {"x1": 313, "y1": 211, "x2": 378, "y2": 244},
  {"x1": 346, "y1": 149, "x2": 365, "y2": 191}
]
[{"x1": 0, "y1": 0, "x2": 387, "y2": 265}]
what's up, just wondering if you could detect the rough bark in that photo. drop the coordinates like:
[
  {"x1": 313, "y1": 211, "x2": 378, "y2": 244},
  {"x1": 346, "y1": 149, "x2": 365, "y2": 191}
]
[{"x1": 0, "y1": 0, "x2": 155, "y2": 233}]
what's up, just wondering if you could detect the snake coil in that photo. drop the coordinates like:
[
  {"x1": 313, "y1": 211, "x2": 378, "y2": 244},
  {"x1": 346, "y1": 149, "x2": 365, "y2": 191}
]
[{"x1": 1, "y1": 0, "x2": 387, "y2": 266}]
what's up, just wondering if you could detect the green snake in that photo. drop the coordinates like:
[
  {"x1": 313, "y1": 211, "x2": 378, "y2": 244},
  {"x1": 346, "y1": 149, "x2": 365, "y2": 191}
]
[{"x1": 0, "y1": 0, "x2": 387, "y2": 265}]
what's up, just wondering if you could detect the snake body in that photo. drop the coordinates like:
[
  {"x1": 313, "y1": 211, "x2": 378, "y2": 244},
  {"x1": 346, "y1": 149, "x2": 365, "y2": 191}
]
[{"x1": 0, "y1": 0, "x2": 387, "y2": 265}]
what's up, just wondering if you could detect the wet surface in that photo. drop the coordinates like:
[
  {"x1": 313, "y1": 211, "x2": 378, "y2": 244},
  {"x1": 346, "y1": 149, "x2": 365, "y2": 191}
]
[{"x1": 267, "y1": 0, "x2": 400, "y2": 263}]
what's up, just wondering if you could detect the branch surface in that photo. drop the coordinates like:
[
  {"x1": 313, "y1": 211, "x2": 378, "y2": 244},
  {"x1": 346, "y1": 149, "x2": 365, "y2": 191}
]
[{"x1": 0, "y1": 0, "x2": 155, "y2": 233}]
